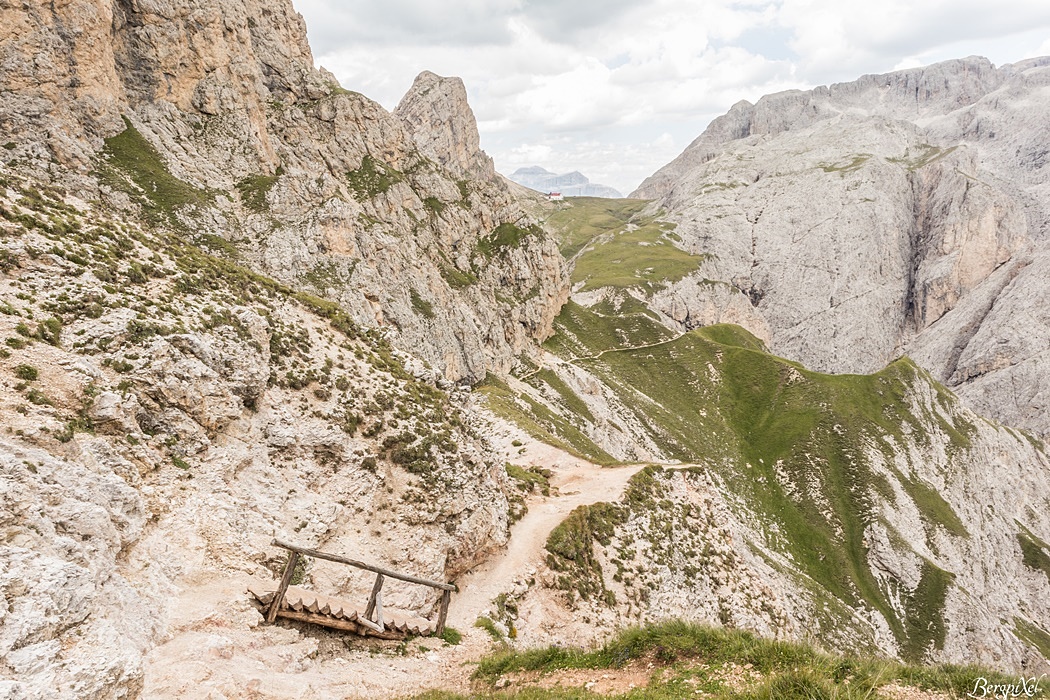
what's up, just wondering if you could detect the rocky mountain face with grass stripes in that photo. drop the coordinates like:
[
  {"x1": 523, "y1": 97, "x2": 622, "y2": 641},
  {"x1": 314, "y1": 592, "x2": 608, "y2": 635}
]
[
  {"x1": 3, "y1": 1, "x2": 1050, "y2": 696},
  {"x1": 485, "y1": 59, "x2": 1050, "y2": 671},
  {"x1": 0, "y1": 170, "x2": 528, "y2": 697},
  {"x1": 0, "y1": 0, "x2": 568, "y2": 384},
  {"x1": 0, "y1": 0, "x2": 569, "y2": 696},
  {"x1": 632, "y1": 56, "x2": 1050, "y2": 438}
]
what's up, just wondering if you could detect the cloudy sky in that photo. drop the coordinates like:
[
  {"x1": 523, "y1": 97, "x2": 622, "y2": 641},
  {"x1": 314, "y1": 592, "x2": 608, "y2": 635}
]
[{"x1": 295, "y1": 1, "x2": 1050, "y2": 195}]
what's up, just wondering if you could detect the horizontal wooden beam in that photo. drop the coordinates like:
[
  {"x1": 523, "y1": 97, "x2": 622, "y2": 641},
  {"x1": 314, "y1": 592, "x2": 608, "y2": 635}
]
[
  {"x1": 271, "y1": 539, "x2": 455, "y2": 591},
  {"x1": 274, "y1": 609, "x2": 404, "y2": 640}
]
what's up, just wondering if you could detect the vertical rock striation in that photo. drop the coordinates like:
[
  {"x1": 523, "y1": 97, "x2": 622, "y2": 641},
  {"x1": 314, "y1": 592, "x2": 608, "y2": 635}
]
[
  {"x1": 0, "y1": 0, "x2": 569, "y2": 383},
  {"x1": 632, "y1": 57, "x2": 1050, "y2": 435}
]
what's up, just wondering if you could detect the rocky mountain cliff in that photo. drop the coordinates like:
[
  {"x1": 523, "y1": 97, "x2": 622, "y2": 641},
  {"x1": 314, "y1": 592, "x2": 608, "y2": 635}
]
[
  {"x1": 632, "y1": 56, "x2": 1050, "y2": 437},
  {"x1": 0, "y1": 0, "x2": 569, "y2": 384},
  {"x1": 4, "y1": 2, "x2": 1050, "y2": 696},
  {"x1": 0, "y1": 171, "x2": 520, "y2": 697},
  {"x1": 0, "y1": 0, "x2": 572, "y2": 696}
]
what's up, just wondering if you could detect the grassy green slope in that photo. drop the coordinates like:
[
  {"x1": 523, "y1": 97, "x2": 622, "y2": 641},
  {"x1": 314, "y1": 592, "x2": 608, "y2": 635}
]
[
  {"x1": 483, "y1": 173, "x2": 1001, "y2": 664},
  {"x1": 440, "y1": 620, "x2": 1023, "y2": 700},
  {"x1": 512, "y1": 297, "x2": 977, "y2": 660},
  {"x1": 543, "y1": 197, "x2": 705, "y2": 293}
]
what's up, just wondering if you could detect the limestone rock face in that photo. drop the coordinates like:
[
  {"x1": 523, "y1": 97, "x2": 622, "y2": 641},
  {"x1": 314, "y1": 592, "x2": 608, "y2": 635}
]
[
  {"x1": 0, "y1": 180, "x2": 517, "y2": 697},
  {"x1": 394, "y1": 71, "x2": 495, "y2": 181},
  {"x1": 632, "y1": 56, "x2": 1050, "y2": 435},
  {"x1": 0, "y1": 0, "x2": 569, "y2": 384}
]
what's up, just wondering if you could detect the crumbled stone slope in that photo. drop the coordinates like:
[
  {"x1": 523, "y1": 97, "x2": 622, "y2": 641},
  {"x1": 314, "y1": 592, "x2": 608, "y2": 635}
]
[{"x1": 0, "y1": 173, "x2": 519, "y2": 699}]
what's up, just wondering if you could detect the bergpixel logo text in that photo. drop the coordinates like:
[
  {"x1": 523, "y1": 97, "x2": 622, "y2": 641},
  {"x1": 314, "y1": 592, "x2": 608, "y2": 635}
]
[{"x1": 968, "y1": 674, "x2": 1046, "y2": 699}]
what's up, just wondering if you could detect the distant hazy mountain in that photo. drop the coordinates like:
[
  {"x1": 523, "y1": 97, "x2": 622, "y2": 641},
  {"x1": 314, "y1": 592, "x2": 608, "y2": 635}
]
[{"x1": 509, "y1": 166, "x2": 622, "y2": 198}]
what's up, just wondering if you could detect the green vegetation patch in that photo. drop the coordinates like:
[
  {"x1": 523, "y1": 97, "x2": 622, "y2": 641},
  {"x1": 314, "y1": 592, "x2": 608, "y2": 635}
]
[
  {"x1": 887, "y1": 144, "x2": 960, "y2": 172},
  {"x1": 476, "y1": 373, "x2": 615, "y2": 465},
  {"x1": 235, "y1": 172, "x2": 279, "y2": 212},
  {"x1": 439, "y1": 264, "x2": 477, "y2": 289},
  {"x1": 534, "y1": 318, "x2": 975, "y2": 660},
  {"x1": 438, "y1": 626, "x2": 462, "y2": 646},
  {"x1": 900, "y1": 561, "x2": 954, "y2": 662},
  {"x1": 819, "y1": 153, "x2": 871, "y2": 173},
  {"x1": 505, "y1": 464, "x2": 552, "y2": 496},
  {"x1": 571, "y1": 219, "x2": 704, "y2": 293},
  {"x1": 588, "y1": 332, "x2": 965, "y2": 658},
  {"x1": 505, "y1": 464, "x2": 552, "y2": 525},
  {"x1": 545, "y1": 197, "x2": 650, "y2": 259},
  {"x1": 542, "y1": 196, "x2": 704, "y2": 293},
  {"x1": 545, "y1": 501, "x2": 622, "y2": 604},
  {"x1": 542, "y1": 299, "x2": 676, "y2": 359},
  {"x1": 423, "y1": 196, "x2": 446, "y2": 216},
  {"x1": 464, "y1": 620, "x2": 1016, "y2": 700},
  {"x1": 475, "y1": 615, "x2": 504, "y2": 642},
  {"x1": 477, "y1": 222, "x2": 542, "y2": 258},
  {"x1": 346, "y1": 155, "x2": 404, "y2": 200},
  {"x1": 1017, "y1": 522, "x2": 1050, "y2": 585},
  {"x1": 526, "y1": 369, "x2": 594, "y2": 423},
  {"x1": 97, "y1": 117, "x2": 213, "y2": 223},
  {"x1": 410, "y1": 289, "x2": 436, "y2": 319},
  {"x1": 897, "y1": 471, "x2": 969, "y2": 538},
  {"x1": 1013, "y1": 617, "x2": 1050, "y2": 661}
]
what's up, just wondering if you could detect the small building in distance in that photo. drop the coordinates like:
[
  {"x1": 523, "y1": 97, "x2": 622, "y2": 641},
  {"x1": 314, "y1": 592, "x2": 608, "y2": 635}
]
[{"x1": 548, "y1": 191, "x2": 563, "y2": 201}]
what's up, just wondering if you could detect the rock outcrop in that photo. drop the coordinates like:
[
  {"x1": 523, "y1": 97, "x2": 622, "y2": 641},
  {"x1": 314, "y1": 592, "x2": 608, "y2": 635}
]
[
  {"x1": 0, "y1": 0, "x2": 569, "y2": 384},
  {"x1": 631, "y1": 56, "x2": 1050, "y2": 436},
  {"x1": 0, "y1": 176, "x2": 516, "y2": 697}
]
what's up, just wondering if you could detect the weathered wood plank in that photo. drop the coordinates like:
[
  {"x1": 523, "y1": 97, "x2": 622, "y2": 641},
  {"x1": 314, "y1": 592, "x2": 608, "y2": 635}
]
[
  {"x1": 247, "y1": 585, "x2": 275, "y2": 606},
  {"x1": 274, "y1": 610, "x2": 404, "y2": 640},
  {"x1": 355, "y1": 616, "x2": 383, "y2": 634},
  {"x1": 364, "y1": 573, "x2": 384, "y2": 620},
  {"x1": 271, "y1": 539, "x2": 455, "y2": 591},
  {"x1": 266, "y1": 551, "x2": 299, "y2": 624},
  {"x1": 435, "y1": 589, "x2": 451, "y2": 636},
  {"x1": 374, "y1": 590, "x2": 384, "y2": 631}
]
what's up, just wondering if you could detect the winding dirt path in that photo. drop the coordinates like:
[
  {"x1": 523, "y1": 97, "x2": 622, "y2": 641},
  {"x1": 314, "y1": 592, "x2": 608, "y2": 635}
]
[
  {"x1": 141, "y1": 437, "x2": 646, "y2": 699},
  {"x1": 449, "y1": 458, "x2": 645, "y2": 629},
  {"x1": 518, "y1": 328, "x2": 687, "y2": 381}
]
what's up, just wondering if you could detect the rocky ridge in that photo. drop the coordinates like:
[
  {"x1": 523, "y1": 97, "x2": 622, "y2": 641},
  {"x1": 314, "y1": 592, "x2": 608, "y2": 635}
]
[
  {"x1": 0, "y1": 0, "x2": 569, "y2": 384},
  {"x1": 632, "y1": 56, "x2": 1050, "y2": 437}
]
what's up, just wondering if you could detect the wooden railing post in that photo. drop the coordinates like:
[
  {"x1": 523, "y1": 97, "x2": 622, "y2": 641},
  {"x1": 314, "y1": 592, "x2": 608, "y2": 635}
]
[
  {"x1": 364, "y1": 573, "x2": 384, "y2": 623},
  {"x1": 266, "y1": 550, "x2": 299, "y2": 623},
  {"x1": 435, "y1": 589, "x2": 451, "y2": 636}
]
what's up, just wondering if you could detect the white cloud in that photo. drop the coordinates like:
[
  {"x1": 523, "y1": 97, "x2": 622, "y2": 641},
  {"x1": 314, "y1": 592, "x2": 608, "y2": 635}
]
[
  {"x1": 298, "y1": 0, "x2": 1050, "y2": 195},
  {"x1": 778, "y1": 0, "x2": 1050, "y2": 79}
]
